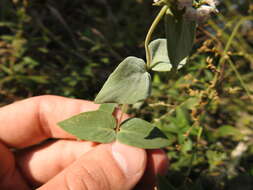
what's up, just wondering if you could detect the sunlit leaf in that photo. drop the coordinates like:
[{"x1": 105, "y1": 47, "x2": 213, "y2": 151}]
[
  {"x1": 95, "y1": 56, "x2": 151, "y2": 104},
  {"x1": 117, "y1": 118, "x2": 169, "y2": 149}
]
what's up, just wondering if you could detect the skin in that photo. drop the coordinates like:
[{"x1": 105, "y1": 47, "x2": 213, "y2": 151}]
[{"x1": 0, "y1": 95, "x2": 169, "y2": 190}]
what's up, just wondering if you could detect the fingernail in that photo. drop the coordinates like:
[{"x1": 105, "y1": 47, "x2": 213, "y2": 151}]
[{"x1": 112, "y1": 142, "x2": 146, "y2": 177}]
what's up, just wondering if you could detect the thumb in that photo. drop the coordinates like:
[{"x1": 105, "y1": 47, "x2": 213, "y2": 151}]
[{"x1": 38, "y1": 142, "x2": 147, "y2": 190}]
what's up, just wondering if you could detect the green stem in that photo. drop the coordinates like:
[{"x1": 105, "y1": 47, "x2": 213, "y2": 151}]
[
  {"x1": 212, "y1": 16, "x2": 253, "y2": 89},
  {"x1": 184, "y1": 124, "x2": 203, "y2": 183},
  {"x1": 227, "y1": 58, "x2": 251, "y2": 99},
  {"x1": 116, "y1": 104, "x2": 128, "y2": 132},
  {"x1": 184, "y1": 148, "x2": 196, "y2": 183},
  {"x1": 145, "y1": 5, "x2": 168, "y2": 69},
  {"x1": 197, "y1": 127, "x2": 203, "y2": 143}
]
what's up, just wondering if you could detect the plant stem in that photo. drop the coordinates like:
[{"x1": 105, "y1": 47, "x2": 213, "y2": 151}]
[
  {"x1": 116, "y1": 104, "x2": 128, "y2": 132},
  {"x1": 184, "y1": 124, "x2": 203, "y2": 184},
  {"x1": 211, "y1": 16, "x2": 253, "y2": 89},
  {"x1": 227, "y1": 58, "x2": 251, "y2": 99},
  {"x1": 145, "y1": 5, "x2": 168, "y2": 69}
]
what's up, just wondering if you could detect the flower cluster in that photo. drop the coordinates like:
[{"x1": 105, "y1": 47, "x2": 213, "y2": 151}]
[{"x1": 178, "y1": 0, "x2": 219, "y2": 23}]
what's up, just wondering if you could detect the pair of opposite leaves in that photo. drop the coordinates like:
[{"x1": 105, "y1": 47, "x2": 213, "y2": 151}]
[
  {"x1": 59, "y1": 103, "x2": 169, "y2": 148},
  {"x1": 59, "y1": 14, "x2": 196, "y2": 149}
]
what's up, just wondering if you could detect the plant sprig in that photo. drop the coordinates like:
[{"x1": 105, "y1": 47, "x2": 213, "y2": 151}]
[{"x1": 58, "y1": 0, "x2": 218, "y2": 149}]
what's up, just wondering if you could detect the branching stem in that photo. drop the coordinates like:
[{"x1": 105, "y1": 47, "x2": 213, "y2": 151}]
[{"x1": 211, "y1": 16, "x2": 253, "y2": 93}]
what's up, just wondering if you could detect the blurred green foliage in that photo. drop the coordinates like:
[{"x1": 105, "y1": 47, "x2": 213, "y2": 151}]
[{"x1": 0, "y1": 0, "x2": 253, "y2": 189}]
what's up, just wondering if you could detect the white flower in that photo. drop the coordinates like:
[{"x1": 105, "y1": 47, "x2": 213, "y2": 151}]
[
  {"x1": 177, "y1": 0, "x2": 219, "y2": 22},
  {"x1": 204, "y1": 0, "x2": 219, "y2": 7},
  {"x1": 196, "y1": 4, "x2": 218, "y2": 22}
]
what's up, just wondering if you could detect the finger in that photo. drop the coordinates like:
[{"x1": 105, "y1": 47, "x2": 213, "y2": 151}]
[
  {"x1": 114, "y1": 107, "x2": 130, "y2": 123},
  {"x1": 0, "y1": 142, "x2": 30, "y2": 190},
  {"x1": 135, "y1": 149, "x2": 169, "y2": 190},
  {"x1": 15, "y1": 140, "x2": 97, "y2": 187},
  {"x1": 147, "y1": 149, "x2": 169, "y2": 176},
  {"x1": 38, "y1": 142, "x2": 147, "y2": 190},
  {"x1": 16, "y1": 143, "x2": 169, "y2": 189},
  {"x1": 0, "y1": 95, "x2": 100, "y2": 148}
]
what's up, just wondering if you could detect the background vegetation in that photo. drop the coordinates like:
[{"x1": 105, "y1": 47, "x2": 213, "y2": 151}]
[{"x1": 0, "y1": 0, "x2": 252, "y2": 189}]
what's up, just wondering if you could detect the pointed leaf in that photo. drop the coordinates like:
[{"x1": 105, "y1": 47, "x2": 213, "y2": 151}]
[
  {"x1": 149, "y1": 39, "x2": 172, "y2": 72},
  {"x1": 117, "y1": 118, "x2": 169, "y2": 149},
  {"x1": 99, "y1": 103, "x2": 117, "y2": 114},
  {"x1": 165, "y1": 13, "x2": 196, "y2": 69},
  {"x1": 58, "y1": 110, "x2": 116, "y2": 143},
  {"x1": 95, "y1": 56, "x2": 151, "y2": 104}
]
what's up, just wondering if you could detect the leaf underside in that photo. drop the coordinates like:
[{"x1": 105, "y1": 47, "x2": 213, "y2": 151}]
[
  {"x1": 95, "y1": 56, "x2": 151, "y2": 104},
  {"x1": 149, "y1": 38, "x2": 172, "y2": 72},
  {"x1": 165, "y1": 13, "x2": 196, "y2": 69},
  {"x1": 99, "y1": 103, "x2": 117, "y2": 114},
  {"x1": 117, "y1": 118, "x2": 169, "y2": 149},
  {"x1": 58, "y1": 110, "x2": 116, "y2": 143}
]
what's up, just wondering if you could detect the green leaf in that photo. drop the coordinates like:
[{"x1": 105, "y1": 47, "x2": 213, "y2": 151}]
[
  {"x1": 181, "y1": 139, "x2": 193, "y2": 154},
  {"x1": 117, "y1": 118, "x2": 169, "y2": 149},
  {"x1": 206, "y1": 150, "x2": 227, "y2": 169},
  {"x1": 149, "y1": 39, "x2": 172, "y2": 72},
  {"x1": 58, "y1": 110, "x2": 116, "y2": 143},
  {"x1": 165, "y1": 13, "x2": 196, "y2": 69},
  {"x1": 215, "y1": 125, "x2": 244, "y2": 140},
  {"x1": 216, "y1": 125, "x2": 241, "y2": 137},
  {"x1": 99, "y1": 103, "x2": 117, "y2": 114},
  {"x1": 95, "y1": 56, "x2": 151, "y2": 104}
]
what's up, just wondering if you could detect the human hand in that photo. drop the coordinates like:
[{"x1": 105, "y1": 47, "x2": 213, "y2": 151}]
[{"x1": 0, "y1": 95, "x2": 169, "y2": 190}]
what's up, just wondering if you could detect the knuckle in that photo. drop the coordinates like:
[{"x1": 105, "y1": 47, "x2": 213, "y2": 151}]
[{"x1": 65, "y1": 163, "x2": 111, "y2": 190}]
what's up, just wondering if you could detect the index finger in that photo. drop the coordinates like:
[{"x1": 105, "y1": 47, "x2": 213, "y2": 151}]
[{"x1": 0, "y1": 95, "x2": 100, "y2": 148}]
